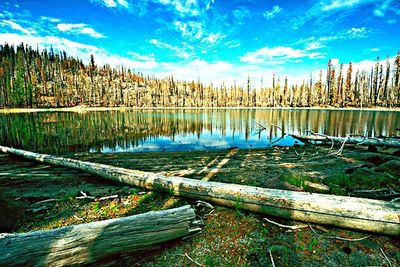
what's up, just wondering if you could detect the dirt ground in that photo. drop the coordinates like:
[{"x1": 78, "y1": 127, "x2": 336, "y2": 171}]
[{"x1": 0, "y1": 144, "x2": 399, "y2": 266}]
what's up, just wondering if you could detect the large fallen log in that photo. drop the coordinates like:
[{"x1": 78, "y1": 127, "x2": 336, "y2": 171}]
[
  {"x1": 1, "y1": 145, "x2": 399, "y2": 235},
  {"x1": 0, "y1": 205, "x2": 199, "y2": 266},
  {"x1": 292, "y1": 134, "x2": 400, "y2": 148}
]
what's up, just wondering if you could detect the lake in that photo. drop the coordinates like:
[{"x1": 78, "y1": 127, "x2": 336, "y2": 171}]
[{"x1": 0, "y1": 109, "x2": 399, "y2": 154}]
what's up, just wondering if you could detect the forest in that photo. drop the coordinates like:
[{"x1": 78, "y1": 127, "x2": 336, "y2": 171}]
[{"x1": 0, "y1": 43, "x2": 399, "y2": 108}]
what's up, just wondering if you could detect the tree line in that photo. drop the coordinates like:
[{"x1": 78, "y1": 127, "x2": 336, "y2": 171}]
[{"x1": 0, "y1": 43, "x2": 399, "y2": 108}]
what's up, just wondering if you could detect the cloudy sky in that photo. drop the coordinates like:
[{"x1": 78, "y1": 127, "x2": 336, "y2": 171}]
[{"x1": 0, "y1": 0, "x2": 399, "y2": 86}]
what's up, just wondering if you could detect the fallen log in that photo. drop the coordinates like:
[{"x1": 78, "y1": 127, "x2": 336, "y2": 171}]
[
  {"x1": 0, "y1": 205, "x2": 200, "y2": 266},
  {"x1": 292, "y1": 134, "x2": 400, "y2": 148},
  {"x1": 1, "y1": 145, "x2": 399, "y2": 235}
]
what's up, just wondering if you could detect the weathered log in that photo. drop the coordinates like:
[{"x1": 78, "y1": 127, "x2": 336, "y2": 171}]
[
  {"x1": 0, "y1": 205, "x2": 199, "y2": 266},
  {"x1": 292, "y1": 134, "x2": 400, "y2": 148},
  {"x1": 1, "y1": 145, "x2": 399, "y2": 235}
]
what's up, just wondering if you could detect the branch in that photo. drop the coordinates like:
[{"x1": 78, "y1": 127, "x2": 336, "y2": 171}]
[
  {"x1": 308, "y1": 224, "x2": 370, "y2": 242},
  {"x1": 268, "y1": 249, "x2": 276, "y2": 267},
  {"x1": 264, "y1": 217, "x2": 308, "y2": 230}
]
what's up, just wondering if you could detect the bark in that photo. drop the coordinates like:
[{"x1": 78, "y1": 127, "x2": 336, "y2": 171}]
[
  {"x1": 0, "y1": 205, "x2": 199, "y2": 266},
  {"x1": 1, "y1": 145, "x2": 399, "y2": 235},
  {"x1": 291, "y1": 134, "x2": 400, "y2": 148}
]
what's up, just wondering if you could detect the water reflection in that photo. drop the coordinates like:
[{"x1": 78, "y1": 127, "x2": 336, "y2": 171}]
[{"x1": 0, "y1": 109, "x2": 398, "y2": 154}]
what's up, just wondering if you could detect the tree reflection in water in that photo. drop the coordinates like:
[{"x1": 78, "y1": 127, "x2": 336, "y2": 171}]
[{"x1": 0, "y1": 109, "x2": 398, "y2": 154}]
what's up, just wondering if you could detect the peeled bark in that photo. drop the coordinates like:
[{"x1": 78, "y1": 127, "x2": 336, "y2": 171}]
[
  {"x1": 292, "y1": 134, "x2": 400, "y2": 148},
  {"x1": 0, "y1": 205, "x2": 199, "y2": 266},
  {"x1": 1, "y1": 145, "x2": 399, "y2": 235}
]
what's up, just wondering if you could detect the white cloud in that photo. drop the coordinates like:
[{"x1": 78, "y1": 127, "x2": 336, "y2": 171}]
[
  {"x1": 346, "y1": 27, "x2": 368, "y2": 38},
  {"x1": 240, "y1": 46, "x2": 325, "y2": 64},
  {"x1": 373, "y1": 9, "x2": 385, "y2": 17},
  {"x1": 91, "y1": 0, "x2": 129, "y2": 8},
  {"x1": 373, "y1": 0, "x2": 397, "y2": 17},
  {"x1": 371, "y1": 47, "x2": 380, "y2": 52},
  {"x1": 149, "y1": 38, "x2": 190, "y2": 59},
  {"x1": 305, "y1": 41, "x2": 326, "y2": 51},
  {"x1": 39, "y1": 16, "x2": 61, "y2": 23},
  {"x1": 387, "y1": 19, "x2": 396, "y2": 24},
  {"x1": 202, "y1": 33, "x2": 225, "y2": 44},
  {"x1": 0, "y1": 33, "x2": 157, "y2": 70},
  {"x1": 330, "y1": 58, "x2": 340, "y2": 66},
  {"x1": 321, "y1": 0, "x2": 372, "y2": 11},
  {"x1": 320, "y1": 0, "x2": 398, "y2": 18},
  {"x1": 117, "y1": 0, "x2": 129, "y2": 8},
  {"x1": 154, "y1": 0, "x2": 213, "y2": 16},
  {"x1": 174, "y1": 20, "x2": 203, "y2": 39},
  {"x1": 1, "y1": 19, "x2": 36, "y2": 35},
  {"x1": 232, "y1": 8, "x2": 250, "y2": 24},
  {"x1": 128, "y1": 51, "x2": 155, "y2": 61},
  {"x1": 263, "y1": 5, "x2": 282, "y2": 19},
  {"x1": 56, "y1": 23, "x2": 105, "y2": 38}
]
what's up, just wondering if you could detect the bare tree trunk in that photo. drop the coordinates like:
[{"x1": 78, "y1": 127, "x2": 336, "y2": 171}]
[
  {"x1": 0, "y1": 145, "x2": 399, "y2": 235},
  {"x1": 0, "y1": 206, "x2": 199, "y2": 266}
]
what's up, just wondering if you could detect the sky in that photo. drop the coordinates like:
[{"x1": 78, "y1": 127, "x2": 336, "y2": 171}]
[{"x1": 0, "y1": 0, "x2": 399, "y2": 87}]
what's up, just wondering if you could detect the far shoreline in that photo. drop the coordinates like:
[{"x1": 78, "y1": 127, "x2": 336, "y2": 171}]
[{"x1": 0, "y1": 105, "x2": 399, "y2": 114}]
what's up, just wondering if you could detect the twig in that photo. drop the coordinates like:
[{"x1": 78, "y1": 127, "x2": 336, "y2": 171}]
[
  {"x1": 98, "y1": 195, "x2": 119, "y2": 201},
  {"x1": 76, "y1": 191, "x2": 95, "y2": 200},
  {"x1": 264, "y1": 217, "x2": 308, "y2": 230},
  {"x1": 34, "y1": 198, "x2": 57, "y2": 205},
  {"x1": 294, "y1": 149, "x2": 305, "y2": 156},
  {"x1": 178, "y1": 253, "x2": 202, "y2": 266},
  {"x1": 195, "y1": 200, "x2": 215, "y2": 216},
  {"x1": 302, "y1": 130, "x2": 336, "y2": 150},
  {"x1": 331, "y1": 134, "x2": 350, "y2": 155},
  {"x1": 253, "y1": 121, "x2": 285, "y2": 136},
  {"x1": 390, "y1": 197, "x2": 400, "y2": 202},
  {"x1": 308, "y1": 224, "x2": 370, "y2": 241},
  {"x1": 182, "y1": 230, "x2": 203, "y2": 240},
  {"x1": 73, "y1": 215, "x2": 84, "y2": 221},
  {"x1": 195, "y1": 200, "x2": 214, "y2": 210},
  {"x1": 268, "y1": 249, "x2": 276, "y2": 267},
  {"x1": 76, "y1": 196, "x2": 95, "y2": 200},
  {"x1": 31, "y1": 206, "x2": 48, "y2": 213},
  {"x1": 380, "y1": 247, "x2": 392, "y2": 267}
]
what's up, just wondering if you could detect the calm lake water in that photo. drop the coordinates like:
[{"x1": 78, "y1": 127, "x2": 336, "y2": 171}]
[{"x1": 0, "y1": 109, "x2": 399, "y2": 154}]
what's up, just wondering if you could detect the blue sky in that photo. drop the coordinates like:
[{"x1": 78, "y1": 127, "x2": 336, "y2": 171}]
[{"x1": 0, "y1": 0, "x2": 399, "y2": 86}]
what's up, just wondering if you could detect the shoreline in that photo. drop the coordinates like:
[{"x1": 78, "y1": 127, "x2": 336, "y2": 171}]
[{"x1": 0, "y1": 105, "x2": 399, "y2": 114}]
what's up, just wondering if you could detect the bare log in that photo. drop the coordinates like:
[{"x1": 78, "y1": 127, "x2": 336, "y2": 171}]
[
  {"x1": 292, "y1": 134, "x2": 400, "y2": 148},
  {"x1": 1, "y1": 145, "x2": 399, "y2": 235},
  {"x1": 0, "y1": 205, "x2": 200, "y2": 266}
]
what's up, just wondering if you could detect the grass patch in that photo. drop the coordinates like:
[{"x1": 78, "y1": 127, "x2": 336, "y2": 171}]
[
  {"x1": 281, "y1": 173, "x2": 319, "y2": 191},
  {"x1": 326, "y1": 172, "x2": 396, "y2": 195}
]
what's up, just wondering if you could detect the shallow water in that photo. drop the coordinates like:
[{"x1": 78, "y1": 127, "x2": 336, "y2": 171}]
[{"x1": 0, "y1": 108, "x2": 399, "y2": 154}]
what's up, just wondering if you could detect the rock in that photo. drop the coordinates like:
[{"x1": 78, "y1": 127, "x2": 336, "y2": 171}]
[
  {"x1": 375, "y1": 160, "x2": 400, "y2": 178},
  {"x1": 365, "y1": 156, "x2": 383, "y2": 166},
  {"x1": 345, "y1": 167, "x2": 357, "y2": 174}
]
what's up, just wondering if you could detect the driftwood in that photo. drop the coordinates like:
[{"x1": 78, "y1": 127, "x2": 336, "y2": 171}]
[
  {"x1": 253, "y1": 121, "x2": 400, "y2": 148},
  {"x1": 0, "y1": 205, "x2": 200, "y2": 266},
  {"x1": 1, "y1": 145, "x2": 399, "y2": 235},
  {"x1": 292, "y1": 134, "x2": 400, "y2": 148}
]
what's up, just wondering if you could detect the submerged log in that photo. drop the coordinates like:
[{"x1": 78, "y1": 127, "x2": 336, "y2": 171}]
[
  {"x1": 1, "y1": 145, "x2": 399, "y2": 235},
  {"x1": 0, "y1": 205, "x2": 199, "y2": 266},
  {"x1": 292, "y1": 134, "x2": 400, "y2": 148}
]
